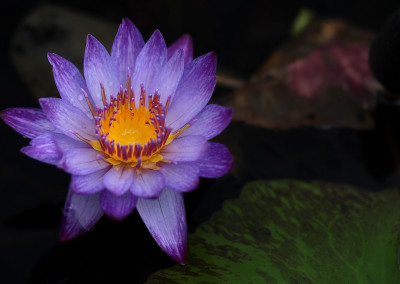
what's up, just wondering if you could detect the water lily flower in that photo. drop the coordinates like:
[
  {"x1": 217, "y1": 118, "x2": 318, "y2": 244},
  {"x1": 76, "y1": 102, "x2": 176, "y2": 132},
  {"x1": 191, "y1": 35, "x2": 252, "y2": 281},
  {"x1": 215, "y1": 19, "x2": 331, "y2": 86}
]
[{"x1": 1, "y1": 18, "x2": 232, "y2": 264}]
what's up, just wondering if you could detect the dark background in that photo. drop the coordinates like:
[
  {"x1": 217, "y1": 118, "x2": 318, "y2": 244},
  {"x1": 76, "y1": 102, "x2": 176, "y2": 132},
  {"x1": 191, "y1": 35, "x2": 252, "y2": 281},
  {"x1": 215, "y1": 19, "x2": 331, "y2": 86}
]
[{"x1": 1, "y1": 0, "x2": 400, "y2": 283}]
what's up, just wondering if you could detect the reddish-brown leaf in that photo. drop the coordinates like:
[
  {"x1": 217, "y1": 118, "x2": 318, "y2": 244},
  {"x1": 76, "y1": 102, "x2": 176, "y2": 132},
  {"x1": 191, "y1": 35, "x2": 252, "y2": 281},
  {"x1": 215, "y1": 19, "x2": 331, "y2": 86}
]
[{"x1": 222, "y1": 20, "x2": 383, "y2": 129}]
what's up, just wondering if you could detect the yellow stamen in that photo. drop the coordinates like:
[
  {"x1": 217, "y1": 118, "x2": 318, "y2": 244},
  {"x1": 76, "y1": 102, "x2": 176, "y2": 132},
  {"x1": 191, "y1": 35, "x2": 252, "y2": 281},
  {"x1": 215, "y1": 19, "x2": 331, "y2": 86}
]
[
  {"x1": 75, "y1": 75, "x2": 189, "y2": 169},
  {"x1": 165, "y1": 123, "x2": 191, "y2": 146}
]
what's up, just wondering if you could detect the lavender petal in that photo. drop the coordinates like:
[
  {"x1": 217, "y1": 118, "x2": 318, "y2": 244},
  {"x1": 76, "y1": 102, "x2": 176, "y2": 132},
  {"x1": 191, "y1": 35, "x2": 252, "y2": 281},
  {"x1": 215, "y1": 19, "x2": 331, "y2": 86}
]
[
  {"x1": 130, "y1": 169, "x2": 165, "y2": 198},
  {"x1": 111, "y1": 18, "x2": 145, "y2": 84},
  {"x1": 59, "y1": 184, "x2": 103, "y2": 241},
  {"x1": 161, "y1": 162, "x2": 200, "y2": 192},
  {"x1": 60, "y1": 148, "x2": 110, "y2": 175},
  {"x1": 137, "y1": 188, "x2": 187, "y2": 264},
  {"x1": 84, "y1": 35, "x2": 120, "y2": 108},
  {"x1": 100, "y1": 190, "x2": 138, "y2": 221},
  {"x1": 47, "y1": 53, "x2": 94, "y2": 118},
  {"x1": 167, "y1": 34, "x2": 193, "y2": 66},
  {"x1": 166, "y1": 52, "x2": 217, "y2": 131},
  {"x1": 103, "y1": 165, "x2": 134, "y2": 196},
  {"x1": 21, "y1": 132, "x2": 87, "y2": 165},
  {"x1": 39, "y1": 98, "x2": 96, "y2": 140},
  {"x1": 132, "y1": 30, "x2": 167, "y2": 107},
  {"x1": 182, "y1": 104, "x2": 233, "y2": 140},
  {"x1": 161, "y1": 135, "x2": 209, "y2": 162},
  {"x1": 71, "y1": 168, "x2": 109, "y2": 195},
  {"x1": 149, "y1": 49, "x2": 184, "y2": 105},
  {"x1": 196, "y1": 142, "x2": 233, "y2": 178},
  {"x1": 1, "y1": 107, "x2": 56, "y2": 139}
]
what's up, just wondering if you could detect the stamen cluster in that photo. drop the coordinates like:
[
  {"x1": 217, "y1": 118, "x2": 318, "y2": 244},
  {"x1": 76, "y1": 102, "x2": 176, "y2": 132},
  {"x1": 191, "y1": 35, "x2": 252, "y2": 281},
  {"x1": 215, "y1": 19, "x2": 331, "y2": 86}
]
[{"x1": 83, "y1": 75, "x2": 172, "y2": 167}]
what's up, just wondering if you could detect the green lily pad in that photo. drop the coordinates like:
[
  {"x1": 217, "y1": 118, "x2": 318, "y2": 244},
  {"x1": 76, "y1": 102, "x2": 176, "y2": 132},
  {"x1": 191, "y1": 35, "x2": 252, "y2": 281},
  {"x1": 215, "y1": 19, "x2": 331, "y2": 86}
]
[{"x1": 146, "y1": 180, "x2": 400, "y2": 283}]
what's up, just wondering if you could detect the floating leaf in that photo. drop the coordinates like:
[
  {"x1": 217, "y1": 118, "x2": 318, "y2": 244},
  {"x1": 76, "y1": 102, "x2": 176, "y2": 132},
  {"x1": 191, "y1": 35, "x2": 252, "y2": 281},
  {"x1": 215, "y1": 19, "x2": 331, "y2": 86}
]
[
  {"x1": 146, "y1": 180, "x2": 400, "y2": 283},
  {"x1": 222, "y1": 21, "x2": 382, "y2": 129}
]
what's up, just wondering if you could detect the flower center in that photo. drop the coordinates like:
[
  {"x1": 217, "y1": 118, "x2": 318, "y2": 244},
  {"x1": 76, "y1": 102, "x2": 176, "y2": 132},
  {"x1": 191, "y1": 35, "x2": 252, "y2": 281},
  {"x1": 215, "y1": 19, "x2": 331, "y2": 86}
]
[{"x1": 78, "y1": 74, "x2": 186, "y2": 170}]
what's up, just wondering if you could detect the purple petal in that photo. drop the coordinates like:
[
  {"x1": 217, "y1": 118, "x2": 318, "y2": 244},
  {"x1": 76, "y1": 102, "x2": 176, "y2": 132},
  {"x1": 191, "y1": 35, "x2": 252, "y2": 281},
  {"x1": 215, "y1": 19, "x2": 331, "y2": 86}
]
[
  {"x1": 132, "y1": 30, "x2": 167, "y2": 107},
  {"x1": 149, "y1": 49, "x2": 184, "y2": 105},
  {"x1": 39, "y1": 98, "x2": 96, "y2": 140},
  {"x1": 111, "y1": 18, "x2": 145, "y2": 84},
  {"x1": 21, "y1": 139, "x2": 60, "y2": 165},
  {"x1": 182, "y1": 104, "x2": 232, "y2": 140},
  {"x1": 1, "y1": 107, "x2": 56, "y2": 139},
  {"x1": 59, "y1": 184, "x2": 103, "y2": 241},
  {"x1": 161, "y1": 162, "x2": 200, "y2": 192},
  {"x1": 137, "y1": 188, "x2": 187, "y2": 264},
  {"x1": 21, "y1": 132, "x2": 87, "y2": 165},
  {"x1": 166, "y1": 53, "x2": 217, "y2": 131},
  {"x1": 168, "y1": 34, "x2": 193, "y2": 66},
  {"x1": 84, "y1": 35, "x2": 120, "y2": 108},
  {"x1": 47, "y1": 53, "x2": 93, "y2": 117},
  {"x1": 161, "y1": 135, "x2": 209, "y2": 162},
  {"x1": 196, "y1": 142, "x2": 233, "y2": 178},
  {"x1": 177, "y1": 51, "x2": 216, "y2": 84},
  {"x1": 100, "y1": 190, "x2": 137, "y2": 221},
  {"x1": 103, "y1": 165, "x2": 134, "y2": 196},
  {"x1": 71, "y1": 168, "x2": 109, "y2": 195},
  {"x1": 130, "y1": 169, "x2": 165, "y2": 198},
  {"x1": 60, "y1": 148, "x2": 110, "y2": 175}
]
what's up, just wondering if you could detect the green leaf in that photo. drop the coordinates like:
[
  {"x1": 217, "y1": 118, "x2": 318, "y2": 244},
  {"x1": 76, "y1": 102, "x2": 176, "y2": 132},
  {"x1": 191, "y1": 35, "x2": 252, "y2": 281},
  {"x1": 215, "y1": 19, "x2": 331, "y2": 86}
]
[{"x1": 146, "y1": 180, "x2": 400, "y2": 283}]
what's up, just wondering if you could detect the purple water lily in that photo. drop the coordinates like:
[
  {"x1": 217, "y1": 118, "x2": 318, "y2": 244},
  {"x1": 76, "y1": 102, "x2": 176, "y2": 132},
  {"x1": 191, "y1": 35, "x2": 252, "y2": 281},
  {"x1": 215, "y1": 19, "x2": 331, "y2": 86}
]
[{"x1": 1, "y1": 18, "x2": 232, "y2": 264}]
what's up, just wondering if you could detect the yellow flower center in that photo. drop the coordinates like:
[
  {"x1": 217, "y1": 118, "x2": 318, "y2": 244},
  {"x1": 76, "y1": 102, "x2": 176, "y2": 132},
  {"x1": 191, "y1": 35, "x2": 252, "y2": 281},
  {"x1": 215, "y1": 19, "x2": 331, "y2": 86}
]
[{"x1": 77, "y1": 75, "x2": 188, "y2": 170}]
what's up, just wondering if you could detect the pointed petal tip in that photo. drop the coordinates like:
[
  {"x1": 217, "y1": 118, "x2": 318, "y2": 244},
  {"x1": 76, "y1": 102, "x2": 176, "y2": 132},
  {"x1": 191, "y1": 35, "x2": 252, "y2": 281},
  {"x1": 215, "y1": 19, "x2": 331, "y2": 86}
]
[
  {"x1": 121, "y1": 17, "x2": 131, "y2": 23},
  {"x1": 86, "y1": 34, "x2": 98, "y2": 46},
  {"x1": 47, "y1": 53, "x2": 67, "y2": 70},
  {"x1": 19, "y1": 145, "x2": 32, "y2": 156},
  {"x1": 167, "y1": 33, "x2": 193, "y2": 66},
  {"x1": 181, "y1": 33, "x2": 192, "y2": 40},
  {"x1": 38, "y1": 97, "x2": 48, "y2": 108},
  {"x1": 58, "y1": 223, "x2": 85, "y2": 242},
  {"x1": 150, "y1": 29, "x2": 166, "y2": 44},
  {"x1": 47, "y1": 52, "x2": 57, "y2": 65},
  {"x1": 225, "y1": 108, "x2": 234, "y2": 124},
  {"x1": 58, "y1": 225, "x2": 91, "y2": 242},
  {"x1": 158, "y1": 235, "x2": 186, "y2": 264},
  {"x1": 0, "y1": 108, "x2": 8, "y2": 120},
  {"x1": 200, "y1": 51, "x2": 217, "y2": 70},
  {"x1": 0, "y1": 107, "x2": 56, "y2": 139},
  {"x1": 121, "y1": 17, "x2": 134, "y2": 27},
  {"x1": 58, "y1": 231, "x2": 73, "y2": 242},
  {"x1": 119, "y1": 18, "x2": 136, "y2": 33},
  {"x1": 170, "y1": 247, "x2": 187, "y2": 264},
  {"x1": 207, "y1": 51, "x2": 217, "y2": 63},
  {"x1": 137, "y1": 189, "x2": 187, "y2": 264},
  {"x1": 175, "y1": 33, "x2": 192, "y2": 45}
]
